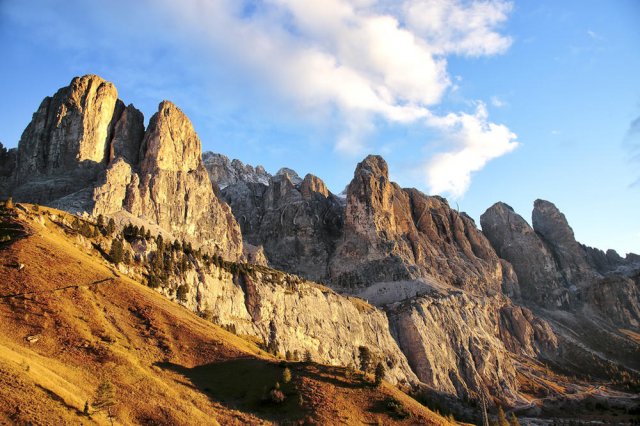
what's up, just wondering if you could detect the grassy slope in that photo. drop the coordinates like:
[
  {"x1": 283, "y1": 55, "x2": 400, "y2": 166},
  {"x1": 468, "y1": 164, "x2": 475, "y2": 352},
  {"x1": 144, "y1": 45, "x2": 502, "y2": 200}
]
[{"x1": 0, "y1": 204, "x2": 452, "y2": 425}]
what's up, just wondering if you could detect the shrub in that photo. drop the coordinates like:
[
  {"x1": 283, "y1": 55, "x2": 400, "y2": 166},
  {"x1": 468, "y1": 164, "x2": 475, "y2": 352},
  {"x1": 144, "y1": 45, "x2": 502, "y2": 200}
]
[
  {"x1": 269, "y1": 387, "x2": 286, "y2": 404},
  {"x1": 282, "y1": 368, "x2": 292, "y2": 384}
]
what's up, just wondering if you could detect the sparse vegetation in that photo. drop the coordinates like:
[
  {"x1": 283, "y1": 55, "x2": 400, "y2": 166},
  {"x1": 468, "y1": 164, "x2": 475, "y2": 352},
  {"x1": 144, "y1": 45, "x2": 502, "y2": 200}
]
[
  {"x1": 374, "y1": 362, "x2": 385, "y2": 386},
  {"x1": 93, "y1": 380, "x2": 117, "y2": 425}
]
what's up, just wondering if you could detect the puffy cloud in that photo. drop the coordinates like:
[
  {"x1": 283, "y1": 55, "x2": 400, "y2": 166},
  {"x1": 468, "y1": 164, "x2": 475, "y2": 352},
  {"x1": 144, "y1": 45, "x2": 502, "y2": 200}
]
[
  {"x1": 402, "y1": 0, "x2": 513, "y2": 56},
  {"x1": 159, "y1": 0, "x2": 517, "y2": 192},
  {"x1": 424, "y1": 104, "x2": 518, "y2": 197},
  {"x1": 7, "y1": 0, "x2": 517, "y2": 196}
]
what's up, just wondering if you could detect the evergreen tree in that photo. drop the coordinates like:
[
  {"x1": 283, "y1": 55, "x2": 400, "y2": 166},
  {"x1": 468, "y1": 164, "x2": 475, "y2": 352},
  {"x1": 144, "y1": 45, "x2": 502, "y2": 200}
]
[
  {"x1": 109, "y1": 239, "x2": 124, "y2": 264},
  {"x1": 374, "y1": 362, "x2": 385, "y2": 386},
  {"x1": 176, "y1": 284, "x2": 189, "y2": 302},
  {"x1": 358, "y1": 346, "x2": 372, "y2": 373},
  {"x1": 96, "y1": 214, "x2": 105, "y2": 229}
]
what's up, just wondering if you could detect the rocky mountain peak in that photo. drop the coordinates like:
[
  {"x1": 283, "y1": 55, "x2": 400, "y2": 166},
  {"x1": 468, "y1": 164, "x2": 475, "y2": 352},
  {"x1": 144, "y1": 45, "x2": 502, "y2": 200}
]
[
  {"x1": 140, "y1": 101, "x2": 202, "y2": 173},
  {"x1": 275, "y1": 167, "x2": 302, "y2": 185},
  {"x1": 481, "y1": 202, "x2": 569, "y2": 308},
  {"x1": 354, "y1": 154, "x2": 389, "y2": 180},
  {"x1": 532, "y1": 199, "x2": 576, "y2": 243},
  {"x1": 16, "y1": 74, "x2": 120, "y2": 181},
  {"x1": 300, "y1": 173, "x2": 329, "y2": 198},
  {"x1": 202, "y1": 152, "x2": 271, "y2": 189}
]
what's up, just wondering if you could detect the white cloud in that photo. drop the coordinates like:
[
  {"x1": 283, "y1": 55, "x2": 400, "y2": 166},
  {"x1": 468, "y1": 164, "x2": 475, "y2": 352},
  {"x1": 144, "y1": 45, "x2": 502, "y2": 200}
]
[
  {"x1": 12, "y1": 0, "x2": 516, "y2": 197},
  {"x1": 156, "y1": 0, "x2": 517, "y2": 196},
  {"x1": 402, "y1": 0, "x2": 513, "y2": 56},
  {"x1": 424, "y1": 103, "x2": 518, "y2": 197}
]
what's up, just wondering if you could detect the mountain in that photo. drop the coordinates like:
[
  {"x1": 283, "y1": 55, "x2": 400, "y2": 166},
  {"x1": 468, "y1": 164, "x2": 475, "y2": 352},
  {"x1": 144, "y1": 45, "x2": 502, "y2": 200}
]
[
  {"x1": 2, "y1": 74, "x2": 640, "y2": 423},
  {"x1": 0, "y1": 204, "x2": 451, "y2": 425},
  {"x1": 0, "y1": 75, "x2": 242, "y2": 260}
]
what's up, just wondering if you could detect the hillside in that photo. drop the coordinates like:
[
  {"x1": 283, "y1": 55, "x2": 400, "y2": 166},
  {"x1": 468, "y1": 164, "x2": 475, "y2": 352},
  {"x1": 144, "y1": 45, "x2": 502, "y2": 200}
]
[{"x1": 0, "y1": 203, "x2": 453, "y2": 425}]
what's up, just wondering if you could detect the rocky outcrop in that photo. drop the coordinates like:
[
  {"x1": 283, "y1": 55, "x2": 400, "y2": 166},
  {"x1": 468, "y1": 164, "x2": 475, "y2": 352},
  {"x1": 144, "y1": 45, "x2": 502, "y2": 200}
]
[
  {"x1": 103, "y1": 101, "x2": 243, "y2": 259},
  {"x1": 330, "y1": 155, "x2": 504, "y2": 296},
  {"x1": 221, "y1": 171, "x2": 344, "y2": 282},
  {"x1": 532, "y1": 199, "x2": 602, "y2": 288},
  {"x1": 480, "y1": 202, "x2": 569, "y2": 308},
  {"x1": 10, "y1": 75, "x2": 122, "y2": 203},
  {"x1": 203, "y1": 152, "x2": 270, "y2": 189},
  {"x1": 4, "y1": 75, "x2": 243, "y2": 260},
  {"x1": 117, "y1": 236, "x2": 417, "y2": 386},
  {"x1": 482, "y1": 200, "x2": 640, "y2": 329},
  {"x1": 109, "y1": 104, "x2": 145, "y2": 164},
  {"x1": 388, "y1": 291, "x2": 557, "y2": 405}
]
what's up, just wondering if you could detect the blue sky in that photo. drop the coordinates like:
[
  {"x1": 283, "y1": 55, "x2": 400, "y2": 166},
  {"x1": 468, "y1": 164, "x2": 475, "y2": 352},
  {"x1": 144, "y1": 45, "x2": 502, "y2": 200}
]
[{"x1": 0, "y1": 0, "x2": 638, "y2": 254}]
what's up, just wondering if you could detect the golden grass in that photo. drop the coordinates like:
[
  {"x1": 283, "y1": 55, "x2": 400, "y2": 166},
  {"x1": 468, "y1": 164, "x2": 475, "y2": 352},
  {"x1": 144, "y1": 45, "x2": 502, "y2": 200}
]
[{"x1": 0, "y1": 206, "x2": 452, "y2": 425}]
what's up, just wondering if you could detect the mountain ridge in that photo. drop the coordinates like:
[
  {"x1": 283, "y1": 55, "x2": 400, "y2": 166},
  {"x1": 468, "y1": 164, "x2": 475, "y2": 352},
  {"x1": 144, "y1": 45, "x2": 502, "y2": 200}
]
[{"x1": 1, "y1": 74, "x2": 639, "y2": 423}]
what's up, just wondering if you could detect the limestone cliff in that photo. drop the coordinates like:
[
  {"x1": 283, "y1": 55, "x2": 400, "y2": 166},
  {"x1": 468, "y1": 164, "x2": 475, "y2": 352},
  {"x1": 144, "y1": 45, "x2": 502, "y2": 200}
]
[
  {"x1": 221, "y1": 171, "x2": 343, "y2": 282},
  {"x1": 480, "y1": 202, "x2": 569, "y2": 308},
  {"x1": 330, "y1": 155, "x2": 503, "y2": 296},
  {"x1": 4, "y1": 75, "x2": 243, "y2": 260},
  {"x1": 481, "y1": 200, "x2": 640, "y2": 328}
]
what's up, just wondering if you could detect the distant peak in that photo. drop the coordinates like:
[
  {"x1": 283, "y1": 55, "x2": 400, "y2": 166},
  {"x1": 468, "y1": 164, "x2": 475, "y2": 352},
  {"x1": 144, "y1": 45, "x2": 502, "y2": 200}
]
[{"x1": 355, "y1": 155, "x2": 388, "y2": 180}]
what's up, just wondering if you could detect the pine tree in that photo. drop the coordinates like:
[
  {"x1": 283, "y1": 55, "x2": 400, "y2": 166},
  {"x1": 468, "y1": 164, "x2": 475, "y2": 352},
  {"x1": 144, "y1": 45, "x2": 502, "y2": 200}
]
[
  {"x1": 109, "y1": 239, "x2": 124, "y2": 264},
  {"x1": 358, "y1": 346, "x2": 372, "y2": 373},
  {"x1": 96, "y1": 214, "x2": 105, "y2": 229},
  {"x1": 106, "y1": 218, "x2": 116, "y2": 236},
  {"x1": 176, "y1": 284, "x2": 189, "y2": 302},
  {"x1": 374, "y1": 362, "x2": 385, "y2": 386}
]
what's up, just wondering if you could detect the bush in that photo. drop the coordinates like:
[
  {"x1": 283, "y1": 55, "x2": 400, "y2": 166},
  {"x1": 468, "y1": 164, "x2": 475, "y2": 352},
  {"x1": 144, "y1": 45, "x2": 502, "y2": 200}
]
[
  {"x1": 385, "y1": 398, "x2": 411, "y2": 419},
  {"x1": 269, "y1": 387, "x2": 286, "y2": 404},
  {"x1": 282, "y1": 368, "x2": 292, "y2": 384}
]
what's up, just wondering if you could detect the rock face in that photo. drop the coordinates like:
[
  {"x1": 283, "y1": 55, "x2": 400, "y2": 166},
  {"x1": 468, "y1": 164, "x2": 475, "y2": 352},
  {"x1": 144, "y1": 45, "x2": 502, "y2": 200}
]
[
  {"x1": 481, "y1": 200, "x2": 640, "y2": 327},
  {"x1": 480, "y1": 202, "x2": 568, "y2": 308},
  {"x1": 532, "y1": 199, "x2": 601, "y2": 288},
  {"x1": 330, "y1": 155, "x2": 503, "y2": 296},
  {"x1": 389, "y1": 292, "x2": 557, "y2": 405},
  {"x1": 221, "y1": 171, "x2": 343, "y2": 282},
  {"x1": 99, "y1": 101, "x2": 243, "y2": 259},
  {"x1": 203, "y1": 152, "x2": 270, "y2": 189},
  {"x1": 9, "y1": 75, "x2": 122, "y2": 203},
  {"x1": 3, "y1": 75, "x2": 243, "y2": 260}
]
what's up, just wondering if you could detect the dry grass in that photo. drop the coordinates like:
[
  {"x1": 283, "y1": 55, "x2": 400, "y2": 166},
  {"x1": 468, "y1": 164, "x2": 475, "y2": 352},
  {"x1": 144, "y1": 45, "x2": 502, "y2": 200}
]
[{"x1": 0, "y1": 205, "x2": 452, "y2": 425}]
